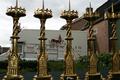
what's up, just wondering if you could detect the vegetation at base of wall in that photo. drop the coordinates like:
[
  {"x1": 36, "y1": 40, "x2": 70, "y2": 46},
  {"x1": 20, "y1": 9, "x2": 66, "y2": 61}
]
[
  {"x1": 76, "y1": 56, "x2": 88, "y2": 71},
  {"x1": 48, "y1": 60, "x2": 64, "y2": 71},
  {"x1": 0, "y1": 53, "x2": 112, "y2": 73},
  {"x1": 20, "y1": 60, "x2": 37, "y2": 72},
  {"x1": 97, "y1": 53, "x2": 112, "y2": 71},
  {"x1": 0, "y1": 60, "x2": 7, "y2": 73}
]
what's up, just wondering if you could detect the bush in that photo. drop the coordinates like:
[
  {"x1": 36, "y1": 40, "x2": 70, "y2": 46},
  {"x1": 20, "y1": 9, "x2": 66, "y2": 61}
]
[
  {"x1": 48, "y1": 60, "x2": 64, "y2": 71},
  {"x1": 0, "y1": 60, "x2": 8, "y2": 69},
  {"x1": 77, "y1": 53, "x2": 112, "y2": 71},
  {"x1": 76, "y1": 56, "x2": 88, "y2": 71},
  {"x1": 0, "y1": 60, "x2": 8, "y2": 72},
  {"x1": 20, "y1": 60, "x2": 37, "y2": 72},
  {"x1": 0, "y1": 53, "x2": 112, "y2": 73},
  {"x1": 98, "y1": 53, "x2": 112, "y2": 71}
]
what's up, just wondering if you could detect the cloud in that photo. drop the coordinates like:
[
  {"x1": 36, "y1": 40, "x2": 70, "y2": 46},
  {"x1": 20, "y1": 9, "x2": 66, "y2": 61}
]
[{"x1": 0, "y1": 0, "x2": 107, "y2": 47}]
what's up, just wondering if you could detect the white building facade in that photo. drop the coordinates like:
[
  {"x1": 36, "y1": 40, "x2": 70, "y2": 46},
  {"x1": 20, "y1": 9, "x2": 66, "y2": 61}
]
[{"x1": 18, "y1": 29, "x2": 87, "y2": 60}]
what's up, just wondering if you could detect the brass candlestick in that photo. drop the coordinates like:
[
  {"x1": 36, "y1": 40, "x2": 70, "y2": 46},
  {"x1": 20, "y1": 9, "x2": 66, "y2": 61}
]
[
  {"x1": 33, "y1": 0, "x2": 52, "y2": 80},
  {"x1": 2, "y1": 0, "x2": 26, "y2": 80},
  {"x1": 83, "y1": 3, "x2": 99, "y2": 56},
  {"x1": 60, "y1": 0, "x2": 79, "y2": 80},
  {"x1": 83, "y1": 3, "x2": 101, "y2": 80},
  {"x1": 104, "y1": 3, "x2": 120, "y2": 80}
]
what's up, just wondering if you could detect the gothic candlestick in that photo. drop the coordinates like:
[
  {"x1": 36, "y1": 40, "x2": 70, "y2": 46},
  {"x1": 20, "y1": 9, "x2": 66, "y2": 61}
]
[
  {"x1": 33, "y1": 0, "x2": 52, "y2": 80},
  {"x1": 83, "y1": 3, "x2": 101, "y2": 80},
  {"x1": 104, "y1": 3, "x2": 120, "y2": 80},
  {"x1": 60, "y1": 0, "x2": 79, "y2": 80},
  {"x1": 83, "y1": 3, "x2": 99, "y2": 56},
  {"x1": 2, "y1": 0, "x2": 26, "y2": 80}
]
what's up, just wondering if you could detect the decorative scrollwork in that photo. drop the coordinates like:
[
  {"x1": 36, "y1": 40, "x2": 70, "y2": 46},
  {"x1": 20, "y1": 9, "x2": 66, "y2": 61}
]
[{"x1": 111, "y1": 22, "x2": 117, "y2": 39}]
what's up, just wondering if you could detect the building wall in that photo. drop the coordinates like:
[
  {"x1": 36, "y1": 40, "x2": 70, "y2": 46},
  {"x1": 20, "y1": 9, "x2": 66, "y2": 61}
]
[
  {"x1": 61, "y1": 18, "x2": 109, "y2": 53},
  {"x1": 71, "y1": 19, "x2": 88, "y2": 30},
  {"x1": 116, "y1": 19, "x2": 120, "y2": 51},
  {"x1": 18, "y1": 30, "x2": 87, "y2": 60},
  {"x1": 78, "y1": 20, "x2": 109, "y2": 53},
  {"x1": 93, "y1": 20, "x2": 109, "y2": 53},
  {"x1": 61, "y1": 19, "x2": 88, "y2": 30},
  {"x1": 0, "y1": 46, "x2": 9, "y2": 54}
]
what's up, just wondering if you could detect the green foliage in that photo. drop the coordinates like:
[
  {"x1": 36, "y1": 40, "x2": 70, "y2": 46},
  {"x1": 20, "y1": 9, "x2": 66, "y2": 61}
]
[
  {"x1": 0, "y1": 60, "x2": 8, "y2": 69},
  {"x1": 48, "y1": 60, "x2": 64, "y2": 71},
  {"x1": 97, "y1": 53, "x2": 112, "y2": 71},
  {"x1": 0, "y1": 60, "x2": 7, "y2": 73},
  {"x1": 77, "y1": 53, "x2": 112, "y2": 71},
  {"x1": 76, "y1": 56, "x2": 88, "y2": 71},
  {"x1": 20, "y1": 60, "x2": 37, "y2": 72},
  {"x1": 0, "y1": 54, "x2": 112, "y2": 73}
]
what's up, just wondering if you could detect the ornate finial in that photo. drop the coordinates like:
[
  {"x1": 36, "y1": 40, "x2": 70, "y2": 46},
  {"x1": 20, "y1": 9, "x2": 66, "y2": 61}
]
[
  {"x1": 69, "y1": 0, "x2": 71, "y2": 11},
  {"x1": 16, "y1": 0, "x2": 18, "y2": 8},
  {"x1": 111, "y1": 3, "x2": 114, "y2": 13},
  {"x1": 6, "y1": 0, "x2": 26, "y2": 17},
  {"x1": 42, "y1": 0, "x2": 44, "y2": 9},
  {"x1": 34, "y1": 0, "x2": 52, "y2": 19}
]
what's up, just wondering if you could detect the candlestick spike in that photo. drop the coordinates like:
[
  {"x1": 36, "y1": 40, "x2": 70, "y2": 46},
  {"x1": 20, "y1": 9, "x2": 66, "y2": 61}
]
[
  {"x1": 89, "y1": 2, "x2": 91, "y2": 8},
  {"x1": 42, "y1": 0, "x2": 44, "y2": 9},
  {"x1": 69, "y1": 0, "x2": 71, "y2": 11},
  {"x1": 16, "y1": 0, "x2": 18, "y2": 8},
  {"x1": 112, "y1": 3, "x2": 114, "y2": 13}
]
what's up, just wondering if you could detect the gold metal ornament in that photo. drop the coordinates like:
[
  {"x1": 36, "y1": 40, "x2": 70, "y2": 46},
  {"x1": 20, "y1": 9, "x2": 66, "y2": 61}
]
[
  {"x1": 104, "y1": 3, "x2": 120, "y2": 80},
  {"x1": 60, "y1": 0, "x2": 79, "y2": 80},
  {"x1": 33, "y1": 0, "x2": 52, "y2": 80},
  {"x1": 83, "y1": 2, "x2": 99, "y2": 57},
  {"x1": 2, "y1": 0, "x2": 26, "y2": 80},
  {"x1": 83, "y1": 3, "x2": 101, "y2": 80}
]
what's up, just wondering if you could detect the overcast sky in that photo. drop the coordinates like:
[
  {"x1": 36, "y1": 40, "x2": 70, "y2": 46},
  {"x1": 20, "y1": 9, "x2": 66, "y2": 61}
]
[{"x1": 0, "y1": 0, "x2": 107, "y2": 47}]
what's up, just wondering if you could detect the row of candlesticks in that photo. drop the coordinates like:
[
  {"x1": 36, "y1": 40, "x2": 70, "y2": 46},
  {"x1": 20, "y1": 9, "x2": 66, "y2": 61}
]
[{"x1": 6, "y1": 4, "x2": 120, "y2": 23}]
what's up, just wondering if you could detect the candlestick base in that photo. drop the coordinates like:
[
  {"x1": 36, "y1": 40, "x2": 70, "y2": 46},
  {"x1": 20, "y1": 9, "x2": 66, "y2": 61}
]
[
  {"x1": 33, "y1": 75, "x2": 52, "y2": 80},
  {"x1": 60, "y1": 74, "x2": 79, "y2": 80},
  {"x1": 85, "y1": 72, "x2": 102, "y2": 80},
  {"x1": 108, "y1": 71, "x2": 120, "y2": 80},
  {"x1": 2, "y1": 75, "x2": 24, "y2": 80}
]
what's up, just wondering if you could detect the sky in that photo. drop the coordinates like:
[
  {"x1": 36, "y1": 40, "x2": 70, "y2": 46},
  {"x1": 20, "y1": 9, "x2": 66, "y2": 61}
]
[{"x1": 0, "y1": 0, "x2": 107, "y2": 47}]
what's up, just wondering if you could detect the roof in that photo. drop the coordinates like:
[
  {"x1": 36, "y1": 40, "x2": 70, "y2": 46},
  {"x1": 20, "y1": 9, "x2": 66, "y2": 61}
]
[
  {"x1": 94, "y1": 0, "x2": 120, "y2": 24},
  {"x1": 95, "y1": 0, "x2": 120, "y2": 16},
  {"x1": 60, "y1": 0, "x2": 120, "y2": 30},
  {"x1": 0, "y1": 47, "x2": 9, "y2": 54},
  {"x1": 60, "y1": 18, "x2": 89, "y2": 30},
  {"x1": 18, "y1": 29, "x2": 40, "y2": 44}
]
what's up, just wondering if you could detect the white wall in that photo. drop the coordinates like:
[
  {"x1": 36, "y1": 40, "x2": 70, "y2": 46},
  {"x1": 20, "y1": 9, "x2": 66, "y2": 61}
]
[{"x1": 19, "y1": 30, "x2": 87, "y2": 60}]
